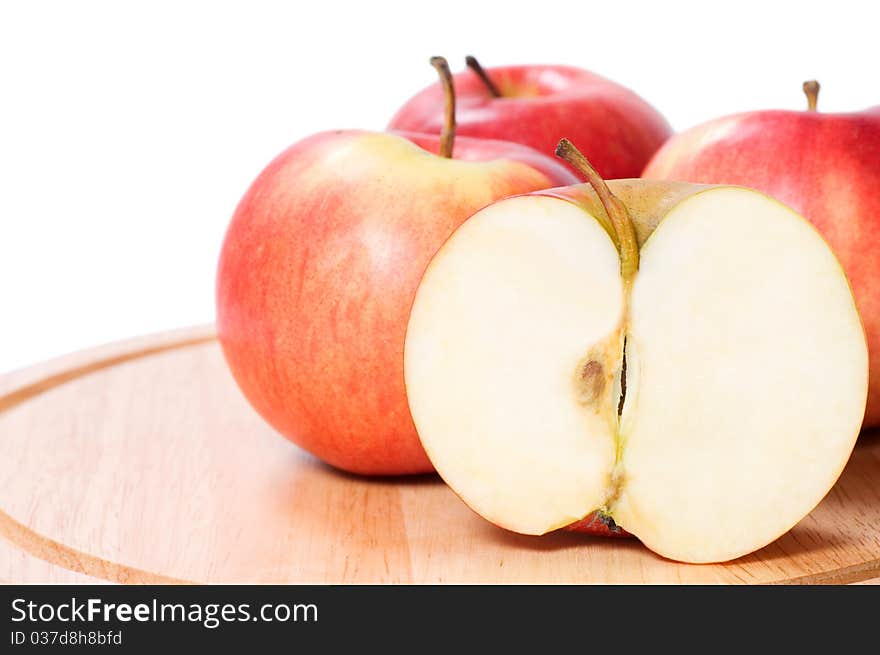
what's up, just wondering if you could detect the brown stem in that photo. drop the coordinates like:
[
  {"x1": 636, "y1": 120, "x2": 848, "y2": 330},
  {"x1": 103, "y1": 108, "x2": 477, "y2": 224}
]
[
  {"x1": 430, "y1": 56, "x2": 456, "y2": 158},
  {"x1": 465, "y1": 55, "x2": 502, "y2": 98},
  {"x1": 555, "y1": 139, "x2": 639, "y2": 283},
  {"x1": 803, "y1": 80, "x2": 820, "y2": 111}
]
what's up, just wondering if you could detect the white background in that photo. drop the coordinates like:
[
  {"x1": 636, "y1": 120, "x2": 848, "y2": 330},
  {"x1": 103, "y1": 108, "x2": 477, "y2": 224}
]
[{"x1": 1, "y1": 0, "x2": 878, "y2": 373}]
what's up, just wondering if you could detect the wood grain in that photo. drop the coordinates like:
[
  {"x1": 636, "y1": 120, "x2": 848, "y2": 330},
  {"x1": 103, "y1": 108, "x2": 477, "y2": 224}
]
[{"x1": 1, "y1": 326, "x2": 879, "y2": 584}]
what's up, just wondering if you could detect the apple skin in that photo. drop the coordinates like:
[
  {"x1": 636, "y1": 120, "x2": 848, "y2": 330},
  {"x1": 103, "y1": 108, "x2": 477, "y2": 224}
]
[
  {"x1": 644, "y1": 106, "x2": 880, "y2": 425},
  {"x1": 564, "y1": 515, "x2": 630, "y2": 538},
  {"x1": 388, "y1": 64, "x2": 672, "y2": 179},
  {"x1": 400, "y1": 131, "x2": 579, "y2": 184},
  {"x1": 216, "y1": 130, "x2": 577, "y2": 476}
]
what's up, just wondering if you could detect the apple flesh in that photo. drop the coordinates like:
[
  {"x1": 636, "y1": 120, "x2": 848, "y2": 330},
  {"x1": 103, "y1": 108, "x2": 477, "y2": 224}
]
[
  {"x1": 404, "y1": 172, "x2": 867, "y2": 562},
  {"x1": 389, "y1": 62, "x2": 672, "y2": 179},
  {"x1": 216, "y1": 129, "x2": 576, "y2": 476},
  {"x1": 643, "y1": 83, "x2": 880, "y2": 426}
]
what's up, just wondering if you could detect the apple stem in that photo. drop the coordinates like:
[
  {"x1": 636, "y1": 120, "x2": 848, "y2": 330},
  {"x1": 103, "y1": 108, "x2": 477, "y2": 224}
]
[
  {"x1": 465, "y1": 55, "x2": 502, "y2": 98},
  {"x1": 430, "y1": 56, "x2": 456, "y2": 158},
  {"x1": 803, "y1": 80, "x2": 820, "y2": 111},
  {"x1": 554, "y1": 139, "x2": 639, "y2": 283}
]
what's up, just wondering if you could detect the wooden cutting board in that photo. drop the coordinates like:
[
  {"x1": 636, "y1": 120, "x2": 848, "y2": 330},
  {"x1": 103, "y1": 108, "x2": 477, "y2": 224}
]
[{"x1": 1, "y1": 326, "x2": 879, "y2": 584}]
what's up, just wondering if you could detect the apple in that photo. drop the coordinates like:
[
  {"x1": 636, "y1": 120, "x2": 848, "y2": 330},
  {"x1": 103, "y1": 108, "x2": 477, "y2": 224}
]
[
  {"x1": 215, "y1": 58, "x2": 577, "y2": 476},
  {"x1": 643, "y1": 81, "x2": 880, "y2": 426},
  {"x1": 388, "y1": 56, "x2": 672, "y2": 179},
  {"x1": 404, "y1": 139, "x2": 867, "y2": 563}
]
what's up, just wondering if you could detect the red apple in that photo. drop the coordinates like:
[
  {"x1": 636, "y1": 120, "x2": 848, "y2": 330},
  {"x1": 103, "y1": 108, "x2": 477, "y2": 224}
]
[
  {"x1": 388, "y1": 56, "x2": 672, "y2": 179},
  {"x1": 644, "y1": 81, "x2": 880, "y2": 426},
  {"x1": 216, "y1": 58, "x2": 577, "y2": 476}
]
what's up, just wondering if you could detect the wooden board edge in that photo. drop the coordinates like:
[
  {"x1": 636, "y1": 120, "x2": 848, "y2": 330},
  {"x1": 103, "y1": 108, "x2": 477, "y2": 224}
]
[
  {"x1": 773, "y1": 559, "x2": 880, "y2": 585},
  {"x1": 0, "y1": 325, "x2": 217, "y2": 414},
  {"x1": 0, "y1": 506, "x2": 190, "y2": 585},
  {"x1": 0, "y1": 326, "x2": 216, "y2": 584}
]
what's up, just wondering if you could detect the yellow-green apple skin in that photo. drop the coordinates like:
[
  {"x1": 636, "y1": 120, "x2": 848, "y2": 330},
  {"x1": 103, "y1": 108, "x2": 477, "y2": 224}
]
[
  {"x1": 215, "y1": 130, "x2": 577, "y2": 475},
  {"x1": 644, "y1": 105, "x2": 880, "y2": 425}
]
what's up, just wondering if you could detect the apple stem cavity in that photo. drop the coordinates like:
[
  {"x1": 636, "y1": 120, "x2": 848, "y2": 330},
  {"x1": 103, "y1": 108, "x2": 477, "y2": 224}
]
[
  {"x1": 554, "y1": 139, "x2": 640, "y2": 284},
  {"x1": 465, "y1": 55, "x2": 502, "y2": 98},
  {"x1": 803, "y1": 80, "x2": 820, "y2": 112},
  {"x1": 430, "y1": 56, "x2": 457, "y2": 158}
]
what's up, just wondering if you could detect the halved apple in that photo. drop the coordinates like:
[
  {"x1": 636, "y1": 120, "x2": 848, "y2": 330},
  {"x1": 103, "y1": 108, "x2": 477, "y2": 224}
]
[{"x1": 404, "y1": 140, "x2": 868, "y2": 563}]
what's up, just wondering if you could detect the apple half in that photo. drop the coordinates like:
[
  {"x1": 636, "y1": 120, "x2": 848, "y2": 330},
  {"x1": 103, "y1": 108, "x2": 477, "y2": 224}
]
[{"x1": 404, "y1": 140, "x2": 868, "y2": 563}]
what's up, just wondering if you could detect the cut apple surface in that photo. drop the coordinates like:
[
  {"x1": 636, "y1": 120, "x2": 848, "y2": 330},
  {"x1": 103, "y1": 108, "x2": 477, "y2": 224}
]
[{"x1": 404, "y1": 166, "x2": 868, "y2": 563}]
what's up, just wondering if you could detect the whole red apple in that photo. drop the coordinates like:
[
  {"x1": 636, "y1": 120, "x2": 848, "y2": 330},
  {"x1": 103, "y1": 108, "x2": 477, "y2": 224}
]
[
  {"x1": 644, "y1": 81, "x2": 880, "y2": 425},
  {"x1": 216, "y1": 58, "x2": 577, "y2": 475},
  {"x1": 388, "y1": 56, "x2": 672, "y2": 179}
]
